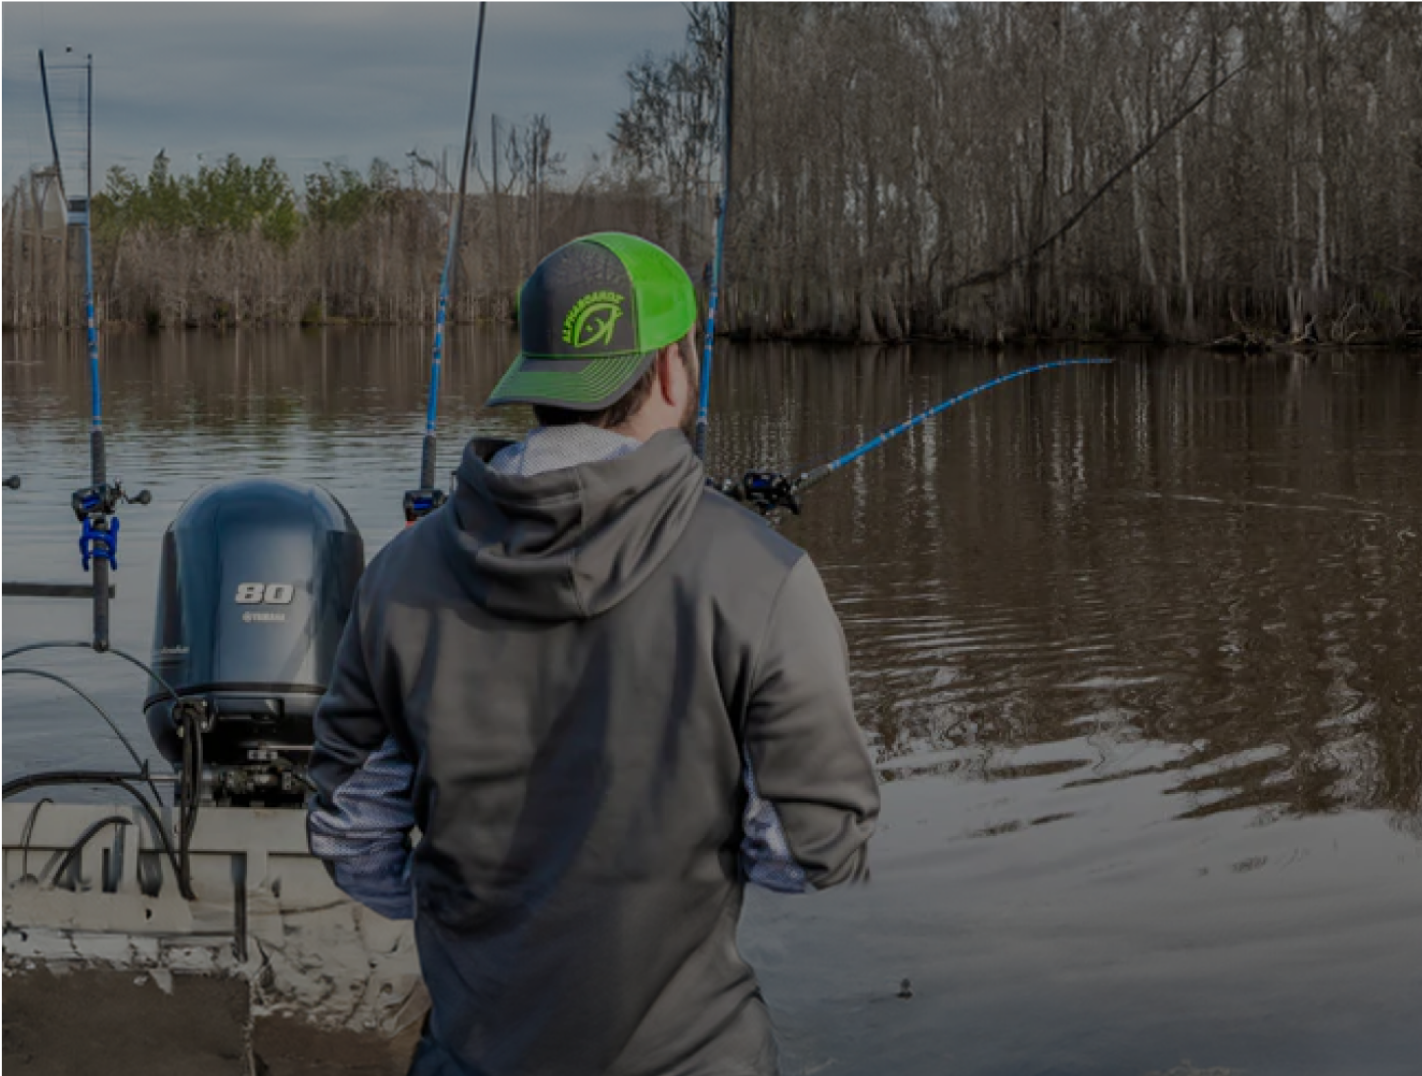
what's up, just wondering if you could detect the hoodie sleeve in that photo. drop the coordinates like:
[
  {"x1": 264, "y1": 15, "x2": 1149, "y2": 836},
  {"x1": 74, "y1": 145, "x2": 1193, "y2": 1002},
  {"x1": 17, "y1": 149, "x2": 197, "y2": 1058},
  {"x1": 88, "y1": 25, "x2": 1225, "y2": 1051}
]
[
  {"x1": 741, "y1": 555, "x2": 879, "y2": 891},
  {"x1": 307, "y1": 592, "x2": 417, "y2": 920}
]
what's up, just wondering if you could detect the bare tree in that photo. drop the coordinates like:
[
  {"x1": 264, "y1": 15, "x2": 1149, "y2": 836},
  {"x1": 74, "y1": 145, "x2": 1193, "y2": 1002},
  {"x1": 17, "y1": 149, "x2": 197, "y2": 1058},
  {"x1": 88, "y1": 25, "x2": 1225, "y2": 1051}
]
[{"x1": 6, "y1": 3, "x2": 1420, "y2": 342}]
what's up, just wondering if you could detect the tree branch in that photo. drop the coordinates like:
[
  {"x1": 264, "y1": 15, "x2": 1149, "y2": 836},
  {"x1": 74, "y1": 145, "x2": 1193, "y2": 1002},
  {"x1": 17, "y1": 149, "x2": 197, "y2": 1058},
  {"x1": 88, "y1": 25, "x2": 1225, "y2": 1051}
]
[{"x1": 945, "y1": 61, "x2": 1247, "y2": 296}]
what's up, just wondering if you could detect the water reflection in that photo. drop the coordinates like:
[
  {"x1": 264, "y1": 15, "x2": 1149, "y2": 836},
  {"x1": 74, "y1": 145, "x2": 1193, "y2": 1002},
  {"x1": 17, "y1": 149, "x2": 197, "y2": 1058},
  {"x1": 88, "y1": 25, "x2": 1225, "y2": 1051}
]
[
  {"x1": 5, "y1": 334, "x2": 1420, "y2": 837},
  {"x1": 783, "y1": 349, "x2": 1422, "y2": 841},
  {"x1": 6, "y1": 331, "x2": 1422, "y2": 1071}
]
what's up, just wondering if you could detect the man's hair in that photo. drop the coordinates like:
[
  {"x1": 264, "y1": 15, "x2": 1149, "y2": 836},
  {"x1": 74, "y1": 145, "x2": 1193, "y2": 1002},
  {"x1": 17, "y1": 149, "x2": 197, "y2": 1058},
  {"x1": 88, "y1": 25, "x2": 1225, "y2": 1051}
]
[{"x1": 533, "y1": 333, "x2": 698, "y2": 429}]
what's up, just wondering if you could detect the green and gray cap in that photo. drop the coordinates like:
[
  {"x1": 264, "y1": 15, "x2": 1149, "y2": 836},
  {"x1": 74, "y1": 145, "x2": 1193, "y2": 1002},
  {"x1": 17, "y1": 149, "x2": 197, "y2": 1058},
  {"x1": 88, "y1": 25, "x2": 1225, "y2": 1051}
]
[{"x1": 487, "y1": 232, "x2": 697, "y2": 410}]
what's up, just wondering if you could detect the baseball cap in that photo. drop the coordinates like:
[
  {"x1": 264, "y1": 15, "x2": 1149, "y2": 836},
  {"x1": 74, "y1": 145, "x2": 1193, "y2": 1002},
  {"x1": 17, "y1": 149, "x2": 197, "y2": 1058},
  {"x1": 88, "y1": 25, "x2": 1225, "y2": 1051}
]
[{"x1": 486, "y1": 232, "x2": 698, "y2": 410}]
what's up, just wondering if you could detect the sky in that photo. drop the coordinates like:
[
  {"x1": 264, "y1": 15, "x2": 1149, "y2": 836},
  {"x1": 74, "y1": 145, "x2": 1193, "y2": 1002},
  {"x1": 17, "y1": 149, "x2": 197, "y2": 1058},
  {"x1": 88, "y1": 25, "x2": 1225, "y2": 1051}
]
[{"x1": 1, "y1": 2, "x2": 691, "y2": 195}]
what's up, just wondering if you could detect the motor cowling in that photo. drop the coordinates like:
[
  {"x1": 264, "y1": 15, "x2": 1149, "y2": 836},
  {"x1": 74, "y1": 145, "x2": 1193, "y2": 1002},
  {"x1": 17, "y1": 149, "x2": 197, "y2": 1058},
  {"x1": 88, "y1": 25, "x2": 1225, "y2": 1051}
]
[{"x1": 144, "y1": 479, "x2": 364, "y2": 803}]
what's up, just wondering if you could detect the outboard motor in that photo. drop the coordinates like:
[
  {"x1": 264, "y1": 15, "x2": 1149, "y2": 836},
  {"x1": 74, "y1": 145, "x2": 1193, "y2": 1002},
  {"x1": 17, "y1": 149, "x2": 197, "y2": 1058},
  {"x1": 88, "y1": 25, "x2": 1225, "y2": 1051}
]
[{"x1": 144, "y1": 479, "x2": 364, "y2": 805}]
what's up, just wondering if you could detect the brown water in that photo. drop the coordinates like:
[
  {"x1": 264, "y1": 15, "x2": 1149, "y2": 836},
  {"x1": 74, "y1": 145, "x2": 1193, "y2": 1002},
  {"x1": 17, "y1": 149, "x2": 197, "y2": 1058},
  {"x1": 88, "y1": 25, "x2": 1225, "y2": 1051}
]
[{"x1": 4, "y1": 328, "x2": 1421, "y2": 1075}]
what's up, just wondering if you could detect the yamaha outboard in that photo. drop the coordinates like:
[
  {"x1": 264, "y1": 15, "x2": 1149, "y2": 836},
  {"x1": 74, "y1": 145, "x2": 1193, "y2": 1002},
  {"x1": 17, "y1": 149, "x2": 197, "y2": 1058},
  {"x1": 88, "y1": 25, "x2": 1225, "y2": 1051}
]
[{"x1": 144, "y1": 479, "x2": 364, "y2": 805}]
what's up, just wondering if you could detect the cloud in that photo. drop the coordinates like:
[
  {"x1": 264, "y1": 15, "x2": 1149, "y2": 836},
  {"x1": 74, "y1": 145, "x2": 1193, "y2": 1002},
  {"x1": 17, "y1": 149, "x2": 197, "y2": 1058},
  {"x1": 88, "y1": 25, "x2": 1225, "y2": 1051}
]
[{"x1": 2, "y1": 2, "x2": 691, "y2": 190}]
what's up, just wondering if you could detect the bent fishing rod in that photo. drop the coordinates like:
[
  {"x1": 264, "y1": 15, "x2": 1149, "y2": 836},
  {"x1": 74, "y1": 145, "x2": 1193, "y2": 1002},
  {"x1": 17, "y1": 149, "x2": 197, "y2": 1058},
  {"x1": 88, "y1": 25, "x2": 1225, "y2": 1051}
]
[
  {"x1": 36, "y1": 49, "x2": 151, "y2": 651},
  {"x1": 714, "y1": 358, "x2": 1114, "y2": 518},
  {"x1": 693, "y1": 2, "x2": 735, "y2": 461},
  {"x1": 405, "y1": 1, "x2": 488, "y2": 524}
]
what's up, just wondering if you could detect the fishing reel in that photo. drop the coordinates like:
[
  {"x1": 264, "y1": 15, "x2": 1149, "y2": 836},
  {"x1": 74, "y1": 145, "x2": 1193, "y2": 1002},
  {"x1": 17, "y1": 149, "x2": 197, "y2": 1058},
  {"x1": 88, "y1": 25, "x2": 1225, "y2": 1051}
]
[
  {"x1": 403, "y1": 487, "x2": 448, "y2": 524},
  {"x1": 72, "y1": 479, "x2": 152, "y2": 571},
  {"x1": 403, "y1": 468, "x2": 463, "y2": 524},
  {"x1": 72, "y1": 480, "x2": 153, "y2": 518},
  {"x1": 716, "y1": 471, "x2": 802, "y2": 517}
]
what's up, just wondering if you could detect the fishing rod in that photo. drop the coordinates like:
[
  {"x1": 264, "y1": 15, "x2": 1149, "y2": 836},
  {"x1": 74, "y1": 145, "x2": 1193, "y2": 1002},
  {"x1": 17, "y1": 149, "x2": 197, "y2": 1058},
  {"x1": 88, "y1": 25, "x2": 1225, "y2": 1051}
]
[
  {"x1": 405, "y1": 1, "x2": 488, "y2": 524},
  {"x1": 38, "y1": 49, "x2": 151, "y2": 651},
  {"x1": 2, "y1": 57, "x2": 184, "y2": 890},
  {"x1": 693, "y1": 2, "x2": 736, "y2": 461},
  {"x1": 717, "y1": 357, "x2": 1114, "y2": 517}
]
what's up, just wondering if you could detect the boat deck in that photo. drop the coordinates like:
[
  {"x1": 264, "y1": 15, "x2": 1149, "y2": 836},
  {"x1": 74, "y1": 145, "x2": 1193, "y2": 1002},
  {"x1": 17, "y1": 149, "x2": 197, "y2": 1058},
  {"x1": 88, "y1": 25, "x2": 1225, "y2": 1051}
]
[{"x1": 3, "y1": 800, "x2": 424, "y2": 1074}]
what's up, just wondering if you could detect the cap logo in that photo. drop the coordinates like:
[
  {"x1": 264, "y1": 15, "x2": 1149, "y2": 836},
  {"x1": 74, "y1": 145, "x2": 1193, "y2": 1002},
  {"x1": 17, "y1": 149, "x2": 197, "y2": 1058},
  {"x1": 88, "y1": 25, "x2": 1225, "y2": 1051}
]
[{"x1": 563, "y1": 290, "x2": 625, "y2": 349}]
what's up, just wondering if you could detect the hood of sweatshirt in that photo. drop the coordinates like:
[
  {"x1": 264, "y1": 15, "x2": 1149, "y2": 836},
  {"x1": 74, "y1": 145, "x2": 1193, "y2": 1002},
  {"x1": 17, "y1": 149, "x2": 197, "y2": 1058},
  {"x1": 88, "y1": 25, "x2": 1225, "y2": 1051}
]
[{"x1": 436, "y1": 428, "x2": 706, "y2": 621}]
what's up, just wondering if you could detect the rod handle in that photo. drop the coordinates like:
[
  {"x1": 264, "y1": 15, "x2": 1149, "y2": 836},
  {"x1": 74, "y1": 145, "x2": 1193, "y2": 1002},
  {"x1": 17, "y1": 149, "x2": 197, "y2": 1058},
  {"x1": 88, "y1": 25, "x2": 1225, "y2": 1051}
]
[{"x1": 91, "y1": 558, "x2": 110, "y2": 653}]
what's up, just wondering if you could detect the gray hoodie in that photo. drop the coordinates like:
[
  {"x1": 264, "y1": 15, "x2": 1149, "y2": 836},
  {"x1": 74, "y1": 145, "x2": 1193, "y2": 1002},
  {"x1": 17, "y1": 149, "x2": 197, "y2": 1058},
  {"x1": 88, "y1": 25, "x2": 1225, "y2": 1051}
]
[{"x1": 309, "y1": 428, "x2": 879, "y2": 1076}]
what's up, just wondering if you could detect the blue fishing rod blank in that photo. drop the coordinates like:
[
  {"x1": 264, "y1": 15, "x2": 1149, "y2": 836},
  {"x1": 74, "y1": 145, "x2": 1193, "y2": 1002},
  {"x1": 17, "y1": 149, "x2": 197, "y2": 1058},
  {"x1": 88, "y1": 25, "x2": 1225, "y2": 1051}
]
[
  {"x1": 722, "y1": 357, "x2": 1114, "y2": 516},
  {"x1": 406, "y1": 2, "x2": 488, "y2": 524},
  {"x1": 800, "y1": 358, "x2": 1114, "y2": 487}
]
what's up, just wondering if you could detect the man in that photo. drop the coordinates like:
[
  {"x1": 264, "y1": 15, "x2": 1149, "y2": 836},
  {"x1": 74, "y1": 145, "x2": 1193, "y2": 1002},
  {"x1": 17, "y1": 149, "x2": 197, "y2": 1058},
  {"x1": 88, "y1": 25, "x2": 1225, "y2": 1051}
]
[{"x1": 308, "y1": 232, "x2": 879, "y2": 1076}]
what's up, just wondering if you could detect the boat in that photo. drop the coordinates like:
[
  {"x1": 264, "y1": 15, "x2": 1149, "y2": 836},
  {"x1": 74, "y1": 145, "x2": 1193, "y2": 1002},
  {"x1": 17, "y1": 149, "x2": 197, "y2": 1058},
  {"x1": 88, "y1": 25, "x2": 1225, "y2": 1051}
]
[{"x1": 1, "y1": 46, "x2": 456, "y2": 1073}]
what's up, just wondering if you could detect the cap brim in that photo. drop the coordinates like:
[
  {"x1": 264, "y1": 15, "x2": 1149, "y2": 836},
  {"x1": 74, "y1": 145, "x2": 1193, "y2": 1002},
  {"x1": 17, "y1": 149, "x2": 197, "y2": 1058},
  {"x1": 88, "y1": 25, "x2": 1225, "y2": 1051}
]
[{"x1": 485, "y1": 350, "x2": 657, "y2": 410}]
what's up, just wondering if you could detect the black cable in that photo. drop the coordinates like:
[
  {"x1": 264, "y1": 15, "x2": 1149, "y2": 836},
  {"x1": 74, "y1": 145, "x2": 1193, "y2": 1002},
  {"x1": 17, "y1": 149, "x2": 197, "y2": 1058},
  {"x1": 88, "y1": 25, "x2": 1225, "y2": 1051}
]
[
  {"x1": 3, "y1": 771, "x2": 195, "y2": 900},
  {"x1": 50, "y1": 814, "x2": 131, "y2": 887},
  {"x1": 190, "y1": 709, "x2": 201, "y2": 877},
  {"x1": 179, "y1": 719, "x2": 192, "y2": 896},
  {"x1": 2, "y1": 643, "x2": 174, "y2": 842},
  {"x1": 2, "y1": 662, "x2": 150, "y2": 773},
  {"x1": 19, "y1": 796, "x2": 53, "y2": 882},
  {"x1": 177, "y1": 705, "x2": 203, "y2": 898},
  {"x1": 3, "y1": 771, "x2": 148, "y2": 799},
  {"x1": 2, "y1": 640, "x2": 182, "y2": 703},
  {"x1": 2, "y1": 644, "x2": 212, "y2": 902}
]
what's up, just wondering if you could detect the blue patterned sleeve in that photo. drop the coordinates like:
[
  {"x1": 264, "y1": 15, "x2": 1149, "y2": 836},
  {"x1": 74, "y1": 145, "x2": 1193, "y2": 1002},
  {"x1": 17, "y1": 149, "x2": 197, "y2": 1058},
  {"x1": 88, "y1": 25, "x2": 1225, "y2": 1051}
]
[
  {"x1": 739, "y1": 557, "x2": 879, "y2": 891},
  {"x1": 307, "y1": 591, "x2": 418, "y2": 921},
  {"x1": 309, "y1": 734, "x2": 416, "y2": 919},
  {"x1": 740, "y1": 750, "x2": 809, "y2": 894}
]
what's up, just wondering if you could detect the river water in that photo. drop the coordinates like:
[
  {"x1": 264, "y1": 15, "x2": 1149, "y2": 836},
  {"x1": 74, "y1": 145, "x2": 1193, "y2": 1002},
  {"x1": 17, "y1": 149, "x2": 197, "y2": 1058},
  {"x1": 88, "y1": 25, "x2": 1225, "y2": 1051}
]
[{"x1": 3, "y1": 328, "x2": 1420, "y2": 1075}]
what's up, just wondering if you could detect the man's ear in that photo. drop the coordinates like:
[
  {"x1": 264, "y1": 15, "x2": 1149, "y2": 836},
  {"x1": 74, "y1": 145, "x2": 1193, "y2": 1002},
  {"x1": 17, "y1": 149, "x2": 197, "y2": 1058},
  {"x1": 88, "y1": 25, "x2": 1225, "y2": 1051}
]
[{"x1": 656, "y1": 343, "x2": 681, "y2": 406}]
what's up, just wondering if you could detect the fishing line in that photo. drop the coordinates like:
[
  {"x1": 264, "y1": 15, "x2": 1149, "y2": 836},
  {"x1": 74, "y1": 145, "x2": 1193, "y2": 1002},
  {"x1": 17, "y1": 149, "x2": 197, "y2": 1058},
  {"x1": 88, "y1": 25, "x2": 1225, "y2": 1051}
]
[{"x1": 406, "y1": 2, "x2": 488, "y2": 524}]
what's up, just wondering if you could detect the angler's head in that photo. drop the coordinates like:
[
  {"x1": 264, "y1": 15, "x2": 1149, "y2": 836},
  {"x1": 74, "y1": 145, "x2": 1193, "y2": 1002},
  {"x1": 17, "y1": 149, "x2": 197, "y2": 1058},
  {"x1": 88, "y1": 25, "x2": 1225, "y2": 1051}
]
[{"x1": 487, "y1": 232, "x2": 699, "y2": 440}]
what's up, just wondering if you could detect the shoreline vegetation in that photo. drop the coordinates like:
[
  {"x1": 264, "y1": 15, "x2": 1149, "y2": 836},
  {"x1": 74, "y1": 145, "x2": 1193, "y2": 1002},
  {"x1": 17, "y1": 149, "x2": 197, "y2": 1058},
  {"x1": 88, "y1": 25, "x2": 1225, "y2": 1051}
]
[
  {"x1": 4, "y1": 3, "x2": 1420, "y2": 349},
  {"x1": 12, "y1": 315, "x2": 1421, "y2": 356}
]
